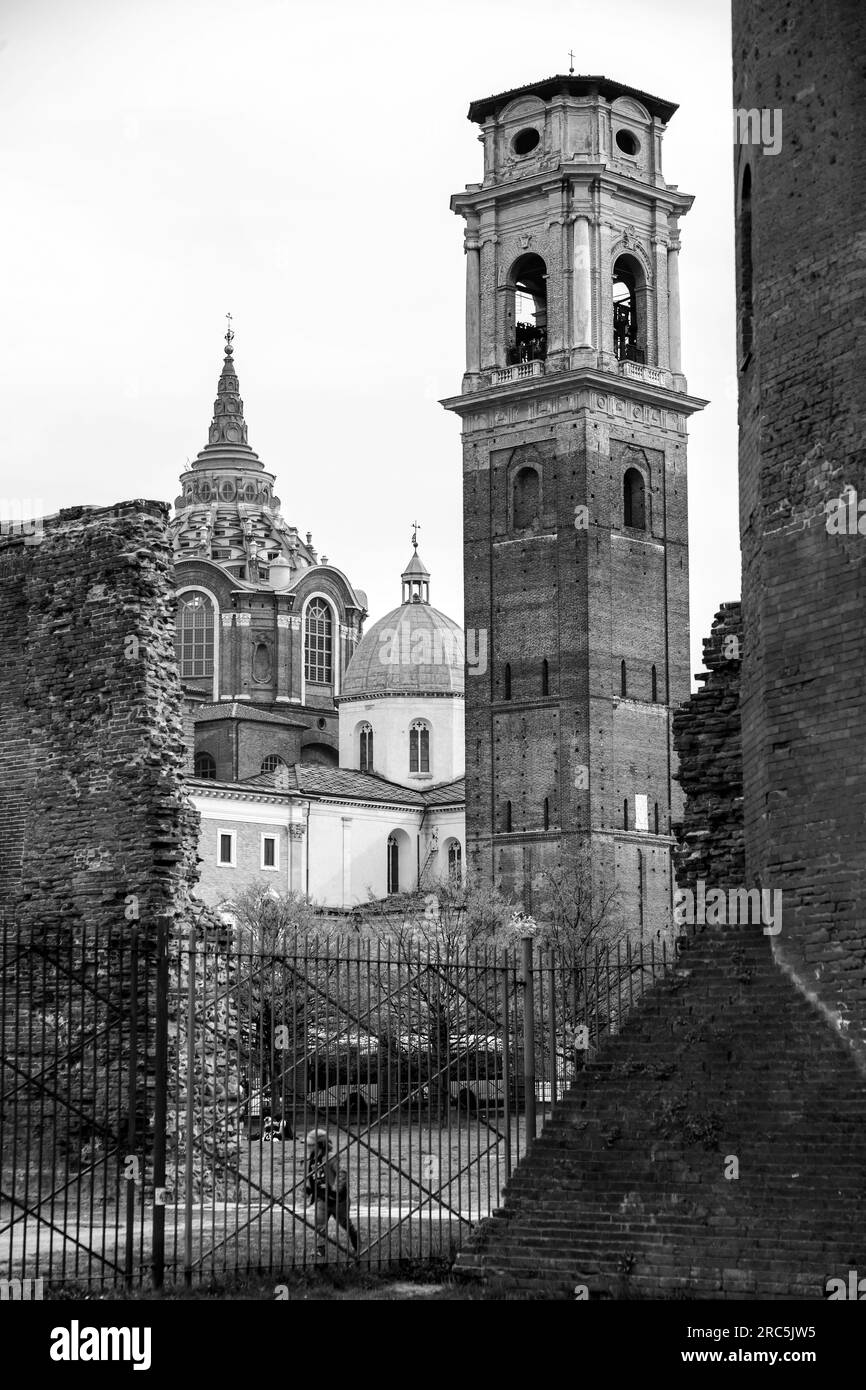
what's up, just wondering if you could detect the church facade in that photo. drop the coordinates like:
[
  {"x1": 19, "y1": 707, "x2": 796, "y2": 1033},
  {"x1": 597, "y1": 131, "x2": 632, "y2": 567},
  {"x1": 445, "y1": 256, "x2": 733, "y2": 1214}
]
[
  {"x1": 174, "y1": 333, "x2": 465, "y2": 911},
  {"x1": 441, "y1": 74, "x2": 707, "y2": 936}
]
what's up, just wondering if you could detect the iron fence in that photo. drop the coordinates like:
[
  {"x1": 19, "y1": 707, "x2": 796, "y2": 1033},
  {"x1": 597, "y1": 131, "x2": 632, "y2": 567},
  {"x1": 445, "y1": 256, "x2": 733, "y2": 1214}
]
[{"x1": 0, "y1": 918, "x2": 669, "y2": 1289}]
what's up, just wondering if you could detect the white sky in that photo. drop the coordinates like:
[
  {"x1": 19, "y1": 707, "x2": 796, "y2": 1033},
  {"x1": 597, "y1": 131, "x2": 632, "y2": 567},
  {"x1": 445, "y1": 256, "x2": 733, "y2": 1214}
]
[{"x1": 0, "y1": 0, "x2": 738, "y2": 682}]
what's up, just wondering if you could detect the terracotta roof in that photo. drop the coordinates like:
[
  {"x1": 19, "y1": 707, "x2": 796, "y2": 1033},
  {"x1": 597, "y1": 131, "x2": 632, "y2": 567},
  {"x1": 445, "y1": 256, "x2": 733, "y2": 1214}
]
[
  {"x1": 193, "y1": 764, "x2": 466, "y2": 808},
  {"x1": 193, "y1": 702, "x2": 308, "y2": 727}
]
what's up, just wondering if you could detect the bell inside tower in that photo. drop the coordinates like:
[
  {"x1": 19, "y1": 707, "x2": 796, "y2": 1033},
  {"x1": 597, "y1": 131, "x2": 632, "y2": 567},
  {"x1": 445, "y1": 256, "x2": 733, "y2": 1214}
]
[
  {"x1": 506, "y1": 253, "x2": 548, "y2": 365},
  {"x1": 612, "y1": 253, "x2": 649, "y2": 365}
]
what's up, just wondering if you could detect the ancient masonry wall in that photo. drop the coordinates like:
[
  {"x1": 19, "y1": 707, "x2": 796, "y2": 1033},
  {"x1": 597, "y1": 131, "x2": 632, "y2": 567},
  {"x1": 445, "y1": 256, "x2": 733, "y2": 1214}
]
[
  {"x1": 672, "y1": 603, "x2": 744, "y2": 896},
  {"x1": 0, "y1": 501, "x2": 200, "y2": 936},
  {"x1": 0, "y1": 502, "x2": 237, "y2": 1203},
  {"x1": 733, "y1": 0, "x2": 866, "y2": 1063}
]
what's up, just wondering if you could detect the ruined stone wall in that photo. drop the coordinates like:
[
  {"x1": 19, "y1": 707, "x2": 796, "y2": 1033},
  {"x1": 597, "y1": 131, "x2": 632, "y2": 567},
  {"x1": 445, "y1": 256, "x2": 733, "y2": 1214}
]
[
  {"x1": 0, "y1": 503, "x2": 239, "y2": 1218},
  {"x1": 733, "y1": 0, "x2": 866, "y2": 1062},
  {"x1": 0, "y1": 501, "x2": 200, "y2": 937},
  {"x1": 672, "y1": 603, "x2": 744, "y2": 896}
]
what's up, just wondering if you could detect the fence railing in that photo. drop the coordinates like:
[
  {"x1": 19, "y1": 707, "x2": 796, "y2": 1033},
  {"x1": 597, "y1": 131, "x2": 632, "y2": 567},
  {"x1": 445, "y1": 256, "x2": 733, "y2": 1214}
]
[{"x1": 0, "y1": 919, "x2": 669, "y2": 1289}]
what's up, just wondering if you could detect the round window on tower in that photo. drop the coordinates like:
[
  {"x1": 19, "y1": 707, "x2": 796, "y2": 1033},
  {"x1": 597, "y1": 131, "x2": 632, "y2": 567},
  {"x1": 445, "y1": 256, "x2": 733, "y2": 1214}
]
[
  {"x1": 512, "y1": 127, "x2": 540, "y2": 157},
  {"x1": 615, "y1": 129, "x2": 640, "y2": 156}
]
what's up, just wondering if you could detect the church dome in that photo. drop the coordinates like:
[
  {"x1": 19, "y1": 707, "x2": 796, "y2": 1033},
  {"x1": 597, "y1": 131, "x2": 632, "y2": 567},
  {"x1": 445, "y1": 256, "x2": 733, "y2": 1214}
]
[{"x1": 341, "y1": 545, "x2": 464, "y2": 698}]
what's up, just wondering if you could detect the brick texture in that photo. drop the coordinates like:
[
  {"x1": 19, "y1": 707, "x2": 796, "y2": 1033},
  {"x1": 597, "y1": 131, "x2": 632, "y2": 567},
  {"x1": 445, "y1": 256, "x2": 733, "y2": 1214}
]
[{"x1": 456, "y1": 928, "x2": 866, "y2": 1299}]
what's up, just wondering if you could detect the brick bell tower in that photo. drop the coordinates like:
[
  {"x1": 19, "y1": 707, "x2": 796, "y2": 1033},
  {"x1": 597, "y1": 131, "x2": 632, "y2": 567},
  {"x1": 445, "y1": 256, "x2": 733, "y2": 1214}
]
[{"x1": 441, "y1": 74, "x2": 707, "y2": 936}]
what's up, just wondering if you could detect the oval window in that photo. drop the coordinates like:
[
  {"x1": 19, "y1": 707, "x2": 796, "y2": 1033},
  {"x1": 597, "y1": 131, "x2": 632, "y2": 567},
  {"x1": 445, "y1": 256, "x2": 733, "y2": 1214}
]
[
  {"x1": 615, "y1": 129, "x2": 639, "y2": 156},
  {"x1": 512, "y1": 127, "x2": 540, "y2": 156}
]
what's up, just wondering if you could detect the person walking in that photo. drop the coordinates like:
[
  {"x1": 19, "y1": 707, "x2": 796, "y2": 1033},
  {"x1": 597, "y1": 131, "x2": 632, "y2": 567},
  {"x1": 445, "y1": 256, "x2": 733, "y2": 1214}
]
[{"x1": 305, "y1": 1129, "x2": 358, "y2": 1258}]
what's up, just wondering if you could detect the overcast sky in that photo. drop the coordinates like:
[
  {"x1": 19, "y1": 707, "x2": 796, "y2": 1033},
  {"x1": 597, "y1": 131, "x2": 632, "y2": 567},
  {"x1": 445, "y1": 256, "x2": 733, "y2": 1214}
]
[{"x1": 1, "y1": 0, "x2": 737, "y2": 682}]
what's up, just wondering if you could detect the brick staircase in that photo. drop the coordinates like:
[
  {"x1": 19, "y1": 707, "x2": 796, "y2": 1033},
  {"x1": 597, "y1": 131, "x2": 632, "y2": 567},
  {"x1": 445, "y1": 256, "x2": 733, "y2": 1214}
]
[{"x1": 456, "y1": 928, "x2": 866, "y2": 1299}]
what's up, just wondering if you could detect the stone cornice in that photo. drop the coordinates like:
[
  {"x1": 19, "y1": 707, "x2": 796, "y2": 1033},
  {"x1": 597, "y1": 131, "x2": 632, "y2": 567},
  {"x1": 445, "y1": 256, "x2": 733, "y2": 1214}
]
[{"x1": 441, "y1": 367, "x2": 708, "y2": 419}]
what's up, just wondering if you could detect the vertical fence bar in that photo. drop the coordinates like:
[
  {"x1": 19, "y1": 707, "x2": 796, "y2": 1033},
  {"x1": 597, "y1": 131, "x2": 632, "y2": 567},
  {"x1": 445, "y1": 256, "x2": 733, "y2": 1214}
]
[
  {"x1": 124, "y1": 925, "x2": 139, "y2": 1289},
  {"x1": 151, "y1": 918, "x2": 169, "y2": 1291},
  {"x1": 183, "y1": 925, "x2": 196, "y2": 1287},
  {"x1": 520, "y1": 936, "x2": 536, "y2": 1145}
]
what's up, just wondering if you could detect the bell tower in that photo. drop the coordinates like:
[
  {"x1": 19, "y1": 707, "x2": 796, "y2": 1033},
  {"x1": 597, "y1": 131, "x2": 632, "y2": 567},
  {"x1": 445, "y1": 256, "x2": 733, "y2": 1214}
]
[{"x1": 442, "y1": 74, "x2": 707, "y2": 935}]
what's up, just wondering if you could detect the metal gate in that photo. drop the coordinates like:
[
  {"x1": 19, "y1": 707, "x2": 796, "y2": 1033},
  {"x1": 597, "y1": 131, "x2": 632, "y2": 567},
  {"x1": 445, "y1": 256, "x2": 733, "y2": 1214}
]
[{"x1": 1, "y1": 917, "x2": 667, "y2": 1289}]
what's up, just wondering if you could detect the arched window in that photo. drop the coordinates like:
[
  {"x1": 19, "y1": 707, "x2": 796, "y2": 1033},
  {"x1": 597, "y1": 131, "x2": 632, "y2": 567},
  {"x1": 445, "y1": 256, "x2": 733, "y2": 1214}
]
[
  {"x1": 304, "y1": 599, "x2": 333, "y2": 685},
  {"x1": 542, "y1": 658, "x2": 549, "y2": 697},
  {"x1": 543, "y1": 797, "x2": 550, "y2": 831},
  {"x1": 447, "y1": 841, "x2": 462, "y2": 884},
  {"x1": 506, "y1": 252, "x2": 548, "y2": 365},
  {"x1": 739, "y1": 164, "x2": 753, "y2": 364},
  {"x1": 504, "y1": 663, "x2": 512, "y2": 700},
  {"x1": 409, "y1": 720, "x2": 430, "y2": 774},
  {"x1": 505, "y1": 801, "x2": 513, "y2": 833},
  {"x1": 612, "y1": 254, "x2": 646, "y2": 363},
  {"x1": 261, "y1": 754, "x2": 286, "y2": 774},
  {"x1": 623, "y1": 798, "x2": 629, "y2": 831},
  {"x1": 178, "y1": 592, "x2": 214, "y2": 678},
  {"x1": 387, "y1": 835, "x2": 399, "y2": 895},
  {"x1": 623, "y1": 469, "x2": 647, "y2": 530},
  {"x1": 194, "y1": 751, "x2": 216, "y2": 779},
  {"x1": 513, "y1": 466, "x2": 540, "y2": 530},
  {"x1": 359, "y1": 722, "x2": 373, "y2": 773},
  {"x1": 620, "y1": 660, "x2": 627, "y2": 697}
]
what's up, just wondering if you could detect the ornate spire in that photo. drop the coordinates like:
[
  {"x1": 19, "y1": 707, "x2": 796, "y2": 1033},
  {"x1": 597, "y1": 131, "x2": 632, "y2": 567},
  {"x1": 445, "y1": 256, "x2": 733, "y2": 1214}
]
[{"x1": 205, "y1": 314, "x2": 251, "y2": 452}]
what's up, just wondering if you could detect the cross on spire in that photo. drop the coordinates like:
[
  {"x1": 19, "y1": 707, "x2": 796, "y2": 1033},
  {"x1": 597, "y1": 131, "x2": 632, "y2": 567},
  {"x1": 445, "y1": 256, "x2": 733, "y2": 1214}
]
[
  {"x1": 411, "y1": 520, "x2": 421, "y2": 551},
  {"x1": 225, "y1": 311, "x2": 234, "y2": 352},
  {"x1": 568, "y1": 49, "x2": 575, "y2": 74}
]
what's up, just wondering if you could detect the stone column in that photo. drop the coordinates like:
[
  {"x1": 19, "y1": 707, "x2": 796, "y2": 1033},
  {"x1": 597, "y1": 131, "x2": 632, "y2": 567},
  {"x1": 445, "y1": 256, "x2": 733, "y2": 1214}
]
[
  {"x1": 572, "y1": 216, "x2": 592, "y2": 347},
  {"x1": 667, "y1": 242, "x2": 682, "y2": 374},
  {"x1": 465, "y1": 239, "x2": 481, "y2": 375}
]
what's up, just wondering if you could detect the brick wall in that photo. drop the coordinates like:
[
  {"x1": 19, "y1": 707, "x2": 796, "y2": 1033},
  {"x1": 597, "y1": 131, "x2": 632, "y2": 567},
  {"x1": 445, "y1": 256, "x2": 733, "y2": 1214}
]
[
  {"x1": 672, "y1": 603, "x2": 744, "y2": 894},
  {"x1": 457, "y1": 928, "x2": 866, "y2": 1298},
  {"x1": 0, "y1": 501, "x2": 200, "y2": 937},
  {"x1": 733, "y1": 0, "x2": 866, "y2": 1064}
]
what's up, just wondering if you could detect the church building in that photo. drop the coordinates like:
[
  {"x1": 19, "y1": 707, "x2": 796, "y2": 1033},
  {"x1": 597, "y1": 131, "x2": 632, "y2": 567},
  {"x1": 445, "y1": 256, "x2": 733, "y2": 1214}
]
[{"x1": 173, "y1": 330, "x2": 465, "y2": 910}]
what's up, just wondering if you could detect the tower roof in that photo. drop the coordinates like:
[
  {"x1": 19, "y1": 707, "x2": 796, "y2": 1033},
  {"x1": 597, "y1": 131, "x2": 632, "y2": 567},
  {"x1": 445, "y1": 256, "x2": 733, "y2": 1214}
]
[{"x1": 467, "y1": 74, "x2": 678, "y2": 126}]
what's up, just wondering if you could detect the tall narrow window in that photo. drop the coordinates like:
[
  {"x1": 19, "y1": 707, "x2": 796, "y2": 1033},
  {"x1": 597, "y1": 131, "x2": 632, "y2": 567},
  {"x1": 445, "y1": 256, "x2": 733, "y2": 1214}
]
[
  {"x1": 612, "y1": 254, "x2": 646, "y2": 363},
  {"x1": 505, "y1": 801, "x2": 512, "y2": 833},
  {"x1": 409, "y1": 720, "x2": 430, "y2": 774},
  {"x1": 194, "y1": 751, "x2": 216, "y2": 779},
  {"x1": 542, "y1": 658, "x2": 549, "y2": 696},
  {"x1": 387, "y1": 835, "x2": 399, "y2": 894},
  {"x1": 620, "y1": 660, "x2": 627, "y2": 697},
  {"x1": 623, "y1": 469, "x2": 646, "y2": 530},
  {"x1": 448, "y1": 841, "x2": 462, "y2": 884},
  {"x1": 651, "y1": 664, "x2": 658, "y2": 702},
  {"x1": 507, "y1": 252, "x2": 548, "y2": 364},
  {"x1": 304, "y1": 599, "x2": 333, "y2": 685},
  {"x1": 512, "y1": 466, "x2": 540, "y2": 530},
  {"x1": 359, "y1": 723, "x2": 373, "y2": 772},
  {"x1": 623, "y1": 798, "x2": 629, "y2": 831},
  {"x1": 654, "y1": 801, "x2": 660, "y2": 835},
  {"x1": 179, "y1": 593, "x2": 214, "y2": 678},
  {"x1": 504, "y1": 663, "x2": 512, "y2": 700},
  {"x1": 543, "y1": 797, "x2": 550, "y2": 831},
  {"x1": 739, "y1": 164, "x2": 753, "y2": 364}
]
